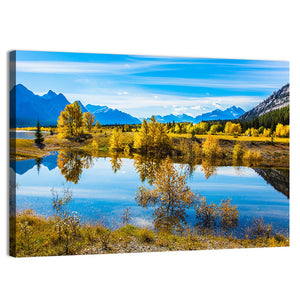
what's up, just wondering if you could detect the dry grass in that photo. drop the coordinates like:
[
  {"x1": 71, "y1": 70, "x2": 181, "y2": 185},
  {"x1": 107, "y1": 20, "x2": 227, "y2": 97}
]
[
  {"x1": 11, "y1": 210, "x2": 289, "y2": 257},
  {"x1": 170, "y1": 133, "x2": 289, "y2": 144}
]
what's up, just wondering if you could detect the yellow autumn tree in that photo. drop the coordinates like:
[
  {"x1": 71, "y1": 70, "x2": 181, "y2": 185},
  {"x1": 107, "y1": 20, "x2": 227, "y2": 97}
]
[
  {"x1": 135, "y1": 156, "x2": 201, "y2": 233},
  {"x1": 57, "y1": 101, "x2": 83, "y2": 138},
  {"x1": 134, "y1": 116, "x2": 171, "y2": 155},
  {"x1": 109, "y1": 128, "x2": 124, "y2": 151},
  {"x1": 134, "y1": 119, "x2": 150, "y2": 152},
  {"x1": 194, "y1": 122, "x2": 209, "y2": 134},
  {"x1": 276, "y1": 123, "x2": 289, "y2": 137},
  {"x1": 224, "y1": 122, "x2": 242, "y2": 135},
  {"x1": 83, "y1": 112, "x2": 95, "y2": 132},
  {"x1": 202, "y1": 134, "x2": 222, "y2": 159}
]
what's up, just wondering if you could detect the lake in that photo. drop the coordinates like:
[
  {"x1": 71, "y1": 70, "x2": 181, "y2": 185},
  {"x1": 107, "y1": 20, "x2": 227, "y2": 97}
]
[
  {"x1": 10, "y1": 130, "x2": 49, "y2": 140},
  {"x1": 10, "y1": 152, "x2": 289, "y2": 236}
]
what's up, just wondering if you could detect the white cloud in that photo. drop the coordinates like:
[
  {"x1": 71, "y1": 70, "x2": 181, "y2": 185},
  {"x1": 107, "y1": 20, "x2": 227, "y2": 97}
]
[
  {"x1": 212, "y1": 101, "x2": 221, "y2": 109},
  {"x1": 191, "y1": 105, "x2": 201, "y2": 110},
  {"x1": 215, "y1": 167, "x2": 258, "y2": 177},
  {"x1": 126, "y1": 75, "x2": 282, "y2": 90},
  {"x1": 174, "y1": 106, "x2": 187, "y2": 113},
  {"x1": 117, "y1": 91, "x2": 129, "y2": 95},
  {"x1": 16, "y1": 60, "x2": 173, "y2": 75},
  {"x1": 64, "y1": 91, "x2": 261, "y2": 117}
]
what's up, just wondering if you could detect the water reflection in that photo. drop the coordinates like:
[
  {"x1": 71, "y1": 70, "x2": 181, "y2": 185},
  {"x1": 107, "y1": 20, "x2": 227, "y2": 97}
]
[
  {"x1": 200, "y1": 158, "x2": 218, "y2": 179},
  {"x1": 133, "y1": 154, "x2": 162, "y2": 185},
  {"x1": 13, "y1": 154, "x2": 289, "y2": 235},
  {"x1": 35, "y1": 157, "x2": 43, "y2": 175},
  {"x1": 110, "y1": 153, "x2": 123, "y2": 174},
  {"x1": 57, "y1": 150, "x2": 94, "y2": 184},
  {"x1": 253, "y1": 168, "x2": 289, "y2": 198},
  {"x1": 135, "y1": 157, "x2": 199, "y2": 234}
]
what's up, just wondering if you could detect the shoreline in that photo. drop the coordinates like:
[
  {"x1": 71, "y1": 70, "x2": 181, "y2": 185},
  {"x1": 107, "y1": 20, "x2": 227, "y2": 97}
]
[{"x1": 9, "y1": 132, "x2": 290, "y2": 168}]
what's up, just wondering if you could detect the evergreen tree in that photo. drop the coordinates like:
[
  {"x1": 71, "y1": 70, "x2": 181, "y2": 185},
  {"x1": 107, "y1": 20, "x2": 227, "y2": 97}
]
[{"x1": 34, "y1": 120, "x2": 44, "y2": 144}]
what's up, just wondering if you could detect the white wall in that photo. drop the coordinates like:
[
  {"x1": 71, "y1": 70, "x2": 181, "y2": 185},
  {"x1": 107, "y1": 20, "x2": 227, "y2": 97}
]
[{"x1": 1, "y1": 1, "x2": 299, "y2": 299}]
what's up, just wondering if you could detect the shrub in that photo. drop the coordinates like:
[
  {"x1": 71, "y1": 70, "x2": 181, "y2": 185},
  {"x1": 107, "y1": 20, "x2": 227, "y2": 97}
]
[
  {"x1": 195, "y1": 198, "x2": 218, "y2": 229},
  {"x1": 120, "y1": 207, "x2": 132, "y2": 225},
  {"x1": 195, "y1": 198, "x2": 239, "y2": 233},
  {"x1": 218, "y1": 198, "x2": 239, "y2": 231},
  {"x1": 202, "y1": 135, "x2": 222, "y2": 159},
  {"x1": 96, "y1": 227, "x2": 111, "y2": 250},
  {"x1": 247, "y1": 217, "x2": 272, "y2": 239},
  {"x1": 243, "y1": 149, "x2": 261, "y2": 165},
  {"x1": 232, "y1": 143, "x2": 244, "y2": 161},
  {"x1": 52, "y1": 188, "x2": 81, "y2": 255},
  {"x1": 136, "y1": 228, "x2": 155, "y2": 244}
]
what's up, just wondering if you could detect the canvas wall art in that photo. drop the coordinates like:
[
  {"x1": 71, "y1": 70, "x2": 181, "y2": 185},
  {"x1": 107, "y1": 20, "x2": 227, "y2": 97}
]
[{"x1": 9, "y1": 51, "x2": 289, "y2": 257}]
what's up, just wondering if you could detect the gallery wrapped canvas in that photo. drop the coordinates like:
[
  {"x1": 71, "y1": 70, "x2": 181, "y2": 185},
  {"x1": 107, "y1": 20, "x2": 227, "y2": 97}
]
[{"x1": 9, "y1": 50, "x2": 289, "y2": 257}]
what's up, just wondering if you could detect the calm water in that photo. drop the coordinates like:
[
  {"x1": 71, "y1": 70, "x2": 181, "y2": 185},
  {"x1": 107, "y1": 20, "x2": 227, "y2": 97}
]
[
  {"x1": 10, "y1": 153, "x2": 289, "y2": 235},
  {"x1": 10, "y1": 130, "x2": 49, "y2": 140}
]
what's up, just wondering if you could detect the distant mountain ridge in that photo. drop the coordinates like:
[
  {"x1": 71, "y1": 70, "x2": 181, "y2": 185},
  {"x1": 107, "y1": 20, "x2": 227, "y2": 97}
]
[
  {"x1": 11, "y1": 84, "x2": 82, "y2": 127},
  {"x1": 85, "y1": 104, "x2": 141, "y2": 125},
  {"x1": 147, "y1": 106, "x2": 245, "y2": 123},
  {"x1": 11, "y1": 84, "x2": 71, "y2": 126},
  {"x1": 11, "y1": 84, "x2": 246, "y2": 127},
  {"x1": 239, "y1": 84, "x2": 290, "y2": 121}
]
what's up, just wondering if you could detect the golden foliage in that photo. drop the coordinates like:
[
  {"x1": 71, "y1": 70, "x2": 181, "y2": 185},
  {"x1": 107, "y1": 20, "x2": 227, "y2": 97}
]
[
  {"x1": 57, "y1": 101, "x2": 83, "y2": 138},
  {"x1": 243, "y1": 149, "x2": 262, "y2": 166},
  {"x1": 202, "y1": 134, "x2": 222, "y2": 159},
  {"x1": 83, "y1": 111, "x2": 95, "y2": 132},
  {"x1": 135, "y1": 156, "x2": 201, "y2": 233},
  {"x1": 91, "y1": 139, "x2": 99, "y2": 156},
  {"x1": 276, "y1": 123, "x2": 289, "y2": 137},
  {"x1": 224, "y1": 122, "x2": 242, "y2": 135},
  {"x1": 57, "y1": 150, "x2": 94, "y2": 184},
  {"x1": 134, "y1": 117, "x2": 171, "y2": 155},
  {"x1": 109, "y1": 129, "x2": 124, "y2": 151},
  {"x1": 110, "y1": 153, "x2": 123, "y2": 173},
  {"x1": 232, "y1": 143, "x2": 244, "y2": 161},
  {"x1": 195, "y1": 197, "x2": 239, "y2": 232}
]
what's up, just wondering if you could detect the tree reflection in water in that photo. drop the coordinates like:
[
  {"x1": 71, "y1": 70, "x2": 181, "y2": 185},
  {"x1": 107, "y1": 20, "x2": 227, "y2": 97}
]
[
  {"x1": 110, "y1": 153, "x2": 123, "y2": 173},
  {"x1": 200, "y1": 158, "x2": 221, "y2": 179},
  {"x1": 57, "y1": 150, "x2": 94, "y2": 184},
  {"x1": 135, "y1": 157, "x2": 201, "y2": 234},
  {"x1": 35, "y1": 157, "x2": 43, "y2": 175},
  {"x1": 133, "y1": 154, "x2": 162, "y2": 185}
]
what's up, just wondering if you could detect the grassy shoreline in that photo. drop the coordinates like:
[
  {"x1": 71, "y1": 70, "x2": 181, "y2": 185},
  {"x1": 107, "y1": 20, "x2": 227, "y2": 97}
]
[
  {"x1": 10, "y1": 131, "x2": 289, "y2": 168},
  {"x1": 11, "y1": 210, "x2": 289, "y2": 257}
]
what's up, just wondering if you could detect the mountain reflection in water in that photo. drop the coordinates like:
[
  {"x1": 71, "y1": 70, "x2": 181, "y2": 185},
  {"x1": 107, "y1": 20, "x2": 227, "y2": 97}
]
[{"x1": 11, "y1": 152, "x2": 289, "y2": 235}]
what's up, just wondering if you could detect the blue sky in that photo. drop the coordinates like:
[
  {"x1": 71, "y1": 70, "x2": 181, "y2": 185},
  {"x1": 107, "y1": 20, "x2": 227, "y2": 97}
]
[{"x1": 15, "y1": 50, "x2": 289, "y2": 118}]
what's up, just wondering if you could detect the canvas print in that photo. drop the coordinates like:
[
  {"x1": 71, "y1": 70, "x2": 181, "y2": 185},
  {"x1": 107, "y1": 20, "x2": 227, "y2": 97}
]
[{"x1": 9, "y1": 51, "x2": 289, "y2": 257}]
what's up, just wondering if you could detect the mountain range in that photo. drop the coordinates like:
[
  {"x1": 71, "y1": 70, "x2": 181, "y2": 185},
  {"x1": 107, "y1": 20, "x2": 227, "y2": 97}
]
[
  {"x1": 145, "y1": 106, "x2": 245, "y2": 123},
  {"x1": 14, "y1": 83, "x2": 288, "y2": 127},
  {"x1": 86, "y1": 104, "x2": 141, "y2": 125},
  {"x1": 239, "y1": 84, "x2": 290, "y2": 121}
]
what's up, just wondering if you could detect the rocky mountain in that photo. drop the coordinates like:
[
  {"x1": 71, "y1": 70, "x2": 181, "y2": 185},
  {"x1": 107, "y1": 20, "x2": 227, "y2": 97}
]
[
  {"x1": 11, "y1": 84, "x2": 80, "y2": 126},
  {"x1": 86, "y1": 104, "x2": 141, "y2": 125},
  {"x1": 11, "y1": 85, "x2": 141, "y2": 127},
  {"x1": 195, "y1": 106, "x2": 245, "y2": 122},
  {"x1": 253, "y1": 168, "x2": 289, "y2": 198},
  {"x1": 239, "y1": 84, "x2": 290, "y2": 121},
  {"x1": 147, "y1": 114, "x2": 195, "y2": 123},
  {"x1": 147, "y1": 106, "x2": 245, "y2": 123},
  {"x1": 11, "y1": 84, "x2": 246, "y2": 127}
]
